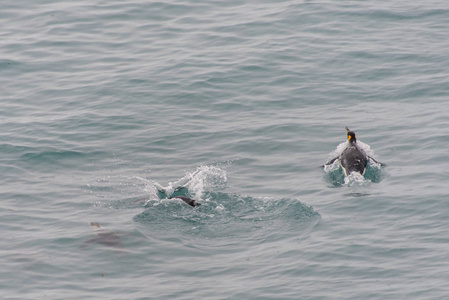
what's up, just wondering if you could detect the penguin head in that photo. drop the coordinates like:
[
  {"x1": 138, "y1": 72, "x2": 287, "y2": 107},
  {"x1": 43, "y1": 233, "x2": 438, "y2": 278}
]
[{"x1": 345, "y1": 126, "x2": 357, "y2": 143}]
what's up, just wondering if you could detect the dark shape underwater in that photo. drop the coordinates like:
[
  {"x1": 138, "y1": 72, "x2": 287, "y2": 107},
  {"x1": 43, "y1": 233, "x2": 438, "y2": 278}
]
[{"x1": 81, "y1": 222, "x2": 124, "y2": 249}]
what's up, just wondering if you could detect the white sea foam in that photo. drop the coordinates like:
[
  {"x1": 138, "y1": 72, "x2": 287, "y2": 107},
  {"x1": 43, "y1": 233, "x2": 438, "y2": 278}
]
[{"x1": 344, "y1": 171, "x2": 368, "y2": 185}]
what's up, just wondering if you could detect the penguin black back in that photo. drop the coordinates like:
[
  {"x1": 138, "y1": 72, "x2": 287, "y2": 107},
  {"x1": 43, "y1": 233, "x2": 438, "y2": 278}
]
[{"x1": 340, "y1": 127, "x2": 368, "y2": 175}]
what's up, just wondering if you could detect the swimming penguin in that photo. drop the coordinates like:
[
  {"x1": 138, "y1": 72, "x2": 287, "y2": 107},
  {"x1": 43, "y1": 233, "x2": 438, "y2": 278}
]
[
  {"x1": 324, "y1": 127, "x2": 384, "y2": 176},
  {"x1": 169, "y1": 195, "x2": 201, "y2": 207}
]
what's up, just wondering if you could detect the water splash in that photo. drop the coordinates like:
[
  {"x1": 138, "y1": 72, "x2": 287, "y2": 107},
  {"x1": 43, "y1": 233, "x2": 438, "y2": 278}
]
[
  {"x1": 344, "y1": 171, "x2": 369, "y2": 186},
  {"x1": 135, "y1": 165, "x2": 228, "y2": 206},
  {"x1": 167, "y1": 165, "x2": 228, "y2": 199}
]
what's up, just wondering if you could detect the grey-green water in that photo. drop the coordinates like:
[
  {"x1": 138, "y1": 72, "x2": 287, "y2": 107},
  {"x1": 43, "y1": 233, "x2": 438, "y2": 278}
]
[{"x1": 2, "y1": 1, "x2": 449, "y2": 299}]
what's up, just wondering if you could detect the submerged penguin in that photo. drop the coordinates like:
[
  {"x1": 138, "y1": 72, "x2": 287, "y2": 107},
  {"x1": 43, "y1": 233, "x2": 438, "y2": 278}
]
[
  {"x1": 81, "y1": 222, "x2": 124, "y2": 249},
  {"x1": 324, "y1": 127, "x2": 384, "y2": 176},
  {"x1": 169, "y1": 195, "x2": 201, "y2": 207},
  {"x1": 133, "y1": 186, "x2": 201, "y2": 208}
]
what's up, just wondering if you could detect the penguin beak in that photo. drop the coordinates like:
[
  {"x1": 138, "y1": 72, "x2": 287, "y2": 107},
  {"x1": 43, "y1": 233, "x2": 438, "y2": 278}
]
[{"x1": 345, "y1": 126, "x2": 350, "y2": 133}]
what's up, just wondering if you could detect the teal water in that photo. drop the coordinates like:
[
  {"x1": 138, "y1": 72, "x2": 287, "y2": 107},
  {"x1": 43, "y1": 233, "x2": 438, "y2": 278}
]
[{"x1": 2, "y1": 1, "x2": 449, "y2": 299}]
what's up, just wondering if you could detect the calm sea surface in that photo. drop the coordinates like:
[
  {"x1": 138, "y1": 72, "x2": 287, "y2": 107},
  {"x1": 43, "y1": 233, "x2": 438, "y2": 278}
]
[{"x1": 2, "y1": 1, "x2": 449, "y2": 299}]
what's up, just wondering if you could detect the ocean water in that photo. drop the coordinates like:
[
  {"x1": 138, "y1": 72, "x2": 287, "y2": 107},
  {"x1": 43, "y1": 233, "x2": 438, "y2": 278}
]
[{"x1": 2, "y1": 0, "x2": 449, "y2": 299}]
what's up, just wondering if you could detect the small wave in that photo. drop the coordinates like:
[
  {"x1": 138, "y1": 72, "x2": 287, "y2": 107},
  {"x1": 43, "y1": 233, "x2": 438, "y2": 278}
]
[
  {"x1": 0, "y1": 59, "x2": 19, "y2": 69},
  {"x1": 135, "y1": 192, "x2": 320, "y2": 241},
  {"x1": 20, "y1": 149, "x2": 105, "y2": 171},
  {"x1": 21, "y1": 150, "x2": 86, "y2": 161}
]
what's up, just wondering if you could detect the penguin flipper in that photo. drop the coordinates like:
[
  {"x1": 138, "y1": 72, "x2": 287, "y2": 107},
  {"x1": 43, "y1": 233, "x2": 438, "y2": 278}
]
[
  {"x1": 368, "y1": 156, "x2": 386, "y2": 167},
  {"x1": 322, "y1": 156, "x2": 340, "y2": 168}
]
